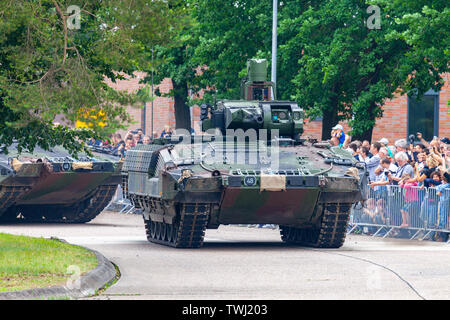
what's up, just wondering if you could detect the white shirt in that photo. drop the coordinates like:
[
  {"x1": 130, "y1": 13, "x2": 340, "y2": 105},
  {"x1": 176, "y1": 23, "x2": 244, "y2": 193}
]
[
  {"x1": 389, "y1": 163, "x2": 398, "y2": 174},
  {"x1": 366, "y1": 153, "x2": 381, "y2": 182}
]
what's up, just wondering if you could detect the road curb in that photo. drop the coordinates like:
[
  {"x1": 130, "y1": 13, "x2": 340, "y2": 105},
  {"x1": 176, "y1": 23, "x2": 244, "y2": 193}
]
[{"x1": 0, "y1": 249, "x2": 117, "y2": 300}]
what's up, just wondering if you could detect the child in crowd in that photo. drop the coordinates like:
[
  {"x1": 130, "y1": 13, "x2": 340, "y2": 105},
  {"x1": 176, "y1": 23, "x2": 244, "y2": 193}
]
[
  {"x1": 374, "y1": 199, "x2": 387, "y2": 225},
  {"x1": 160, "y1": 125, "x2": 173, "y2": 138},
  {"x1": 399, "y1": 174, "x2": 419, "y2": 228},
  {"x1": 331, "y1": 124, "x2": 346, "y2": 147},
  {"x1": 362, "y1": 198, "x2": 376, "y2": 223},
  {"x1": 423, "y1": 170, "x2": 443, "y2": 188}
]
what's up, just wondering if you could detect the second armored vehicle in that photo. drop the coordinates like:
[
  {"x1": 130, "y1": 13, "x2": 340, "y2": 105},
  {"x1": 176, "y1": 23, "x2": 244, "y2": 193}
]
[
  {"x1": 122, "y1": 59, "x2": 365, "y2": 248},
  {"x1": 0, "y1": 144, "x2": 121, "y2": 223}
]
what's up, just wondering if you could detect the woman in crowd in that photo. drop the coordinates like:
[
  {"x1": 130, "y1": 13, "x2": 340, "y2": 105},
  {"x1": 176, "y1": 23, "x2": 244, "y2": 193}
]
[{"x1": 416, "y1": 155, "x2": 441, "y2": 187}]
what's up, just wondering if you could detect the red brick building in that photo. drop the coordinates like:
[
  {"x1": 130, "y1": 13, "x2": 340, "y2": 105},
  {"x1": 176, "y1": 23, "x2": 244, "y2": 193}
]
[
  {"x1": 112, "y1": 72, "x2": 450, "y2": 142},
  {"x1": 303, "y1": 73, "x2": 450, "y2": 143},
  {"x1": 105, "y1": 72, "x2": 202, "y2": 138}
]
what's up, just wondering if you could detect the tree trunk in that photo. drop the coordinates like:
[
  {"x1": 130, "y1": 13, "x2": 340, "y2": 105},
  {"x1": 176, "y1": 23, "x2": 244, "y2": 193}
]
[
  {"x1": 352, "y1": 102, "x2": 375, "y2": 142},
  {"x1": 352, "y1": 127, "x2": 374, "y2": 143},
  {"x1": 172, "y1": 80, "x2": 191, "y2": 131},
  {"x1": 321, "y1": 105, "x2": 338, "y2": 141}
]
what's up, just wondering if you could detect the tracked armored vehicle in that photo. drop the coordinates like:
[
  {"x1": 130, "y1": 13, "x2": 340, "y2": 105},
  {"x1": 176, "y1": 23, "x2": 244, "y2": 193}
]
[
  {"x1": 122, "y1": 59, "x2": 365, "y2": 248},
  {"x1": 0, "y1": 144, "x2": 121, "y2": 223}
]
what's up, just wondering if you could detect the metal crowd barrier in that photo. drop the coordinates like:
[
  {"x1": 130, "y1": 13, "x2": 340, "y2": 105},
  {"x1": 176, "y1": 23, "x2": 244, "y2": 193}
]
[
  {"x1": 349, "y1": 184, "x2": 450, "y2": 242},
  {"x1": 104, "y1": 184, "x2": 137, "y2": 214}
]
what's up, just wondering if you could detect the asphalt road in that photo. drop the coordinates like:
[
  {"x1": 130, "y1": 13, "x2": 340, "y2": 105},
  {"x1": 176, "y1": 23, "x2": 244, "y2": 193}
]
[{"x1": 1, "y1": 211, "x2": 450, "y2": 300}]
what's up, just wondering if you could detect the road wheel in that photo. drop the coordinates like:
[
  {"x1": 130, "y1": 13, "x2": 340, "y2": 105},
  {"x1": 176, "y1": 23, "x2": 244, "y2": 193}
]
[{"x1": 150, "y1": 221, "x2": 157, "y2": 239}]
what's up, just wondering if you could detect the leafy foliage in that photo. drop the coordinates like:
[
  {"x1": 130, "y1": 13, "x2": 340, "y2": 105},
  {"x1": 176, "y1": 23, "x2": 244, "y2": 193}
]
[
  {"x1": 140, "y1": 1, "x2": 195, "y2": 130},
  {"x1": 0, "y1": 0, "x2": 184, "y2": 154},
  {"x1": 191, "y1": 0, "x2": 273, "y2": 102},
  {"x1": 1, "y1": 0, "x2": 447, "y2": 149},
  {"x1": 188, "y1": 0, "x2": 449, "y2": 140},
  {"x1": 281, "y1": 0, "x2": 449, "y2": 140}
]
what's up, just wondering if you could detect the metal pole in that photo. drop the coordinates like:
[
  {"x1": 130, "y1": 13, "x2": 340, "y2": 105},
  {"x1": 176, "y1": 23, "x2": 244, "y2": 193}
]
[
  {"x1": 151, "y1": 48, "x2": 154, "y2": 138},
  {"x1": 271, "y1": 0, "x2": 278, "y2": 100},
  {"x1": 142, "y1": 102, "x2": 146, "y2": 134}
]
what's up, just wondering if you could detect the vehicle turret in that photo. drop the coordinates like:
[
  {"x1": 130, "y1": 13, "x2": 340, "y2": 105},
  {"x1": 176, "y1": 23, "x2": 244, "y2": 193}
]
[{"x1": 201, "y1": 59, "x2": 304, "y2": 142}]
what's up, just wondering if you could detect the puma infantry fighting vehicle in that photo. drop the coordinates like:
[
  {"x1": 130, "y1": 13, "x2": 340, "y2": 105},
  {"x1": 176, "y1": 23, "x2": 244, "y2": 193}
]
[
  {"x1": 0, "y1": 144, "x2": 121, "y2": 223},
  {"x1": 122, "y1": 59, "x2": 365, "y2": 248}
]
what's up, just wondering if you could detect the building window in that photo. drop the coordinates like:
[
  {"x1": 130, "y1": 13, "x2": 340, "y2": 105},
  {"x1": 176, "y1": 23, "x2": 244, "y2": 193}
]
[{"x1": 407, "y1": 90, "x2": 439, "y2": 142}]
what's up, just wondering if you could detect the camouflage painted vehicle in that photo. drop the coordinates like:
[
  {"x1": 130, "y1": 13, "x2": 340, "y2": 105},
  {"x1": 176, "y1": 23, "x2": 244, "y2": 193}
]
[
  {"x1": 0, "y1": 144, "x2": 121, "y2": 223},
  {"x1": 122, "y1": 59, "x2": 365, "y2": 248}
]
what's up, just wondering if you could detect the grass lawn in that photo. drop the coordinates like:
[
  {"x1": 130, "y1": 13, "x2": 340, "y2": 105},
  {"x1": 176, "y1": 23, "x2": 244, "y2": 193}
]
[{"x1": 0, "y1": 233, "x2": 98, "y2": 293}]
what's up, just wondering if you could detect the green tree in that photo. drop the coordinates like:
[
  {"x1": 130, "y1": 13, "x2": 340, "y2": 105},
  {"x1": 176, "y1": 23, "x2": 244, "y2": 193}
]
[
  {"x1": 150, "y1": 38, "x2": 196, "y2": 131},
  {"x1": 140, "y1": 0, "x2": 198, "y2": 131},
  {"x1": 161, "y1": 0, "x2": 308, "y2": 127},
  {"x1": 0, "y1": 0, "x2": 184, "y2": 154},
  {"x1": 190, "y1": 0, "x2": 448, "y2": 141},
  {"x1": 280, "y1": 0, "x2": 449, "y2": 140},
  {"x1": 191, "y1": 0, "x2": 273, "y2": 102}
]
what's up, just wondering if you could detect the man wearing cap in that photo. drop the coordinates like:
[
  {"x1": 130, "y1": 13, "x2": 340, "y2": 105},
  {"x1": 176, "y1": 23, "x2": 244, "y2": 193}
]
[
  {"x1": 395, "y1": 138, "x2": 412, "y2": 162},
  {"x1": 331, "y1": 124, "x2": 346, "y2": 147},
  {"x1": 378, "y1": 138, "x2": 394, "y2": 158}
]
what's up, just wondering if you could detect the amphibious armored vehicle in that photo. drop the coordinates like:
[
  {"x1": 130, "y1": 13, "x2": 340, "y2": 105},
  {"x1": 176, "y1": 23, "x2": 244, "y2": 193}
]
[
  {"x1": 0, "y1": 144, "x2": 121, "y2": 223},
  {"x1": 122, "y1": 59, "x2": 365, "y2": 248}
]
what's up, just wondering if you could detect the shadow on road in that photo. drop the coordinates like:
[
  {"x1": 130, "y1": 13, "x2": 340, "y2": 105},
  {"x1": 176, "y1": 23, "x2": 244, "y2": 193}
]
[{"x1": 202, "y1": 241, "x2": 311, "y2": 251}]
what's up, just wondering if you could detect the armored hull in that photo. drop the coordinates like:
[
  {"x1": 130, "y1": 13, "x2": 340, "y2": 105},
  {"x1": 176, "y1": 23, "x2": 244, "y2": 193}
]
[
  {"x1": 122, "y1": 140, "x2": 364, "y2": 248},
  {"x1": 0, "y1": 144, "x2": 121, "y2": 223}
]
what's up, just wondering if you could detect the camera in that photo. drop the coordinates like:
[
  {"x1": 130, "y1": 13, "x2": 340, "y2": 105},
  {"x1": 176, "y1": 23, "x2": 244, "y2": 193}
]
[{"x1": 408, "y1": 134, "x2": 415, "y2": 145}]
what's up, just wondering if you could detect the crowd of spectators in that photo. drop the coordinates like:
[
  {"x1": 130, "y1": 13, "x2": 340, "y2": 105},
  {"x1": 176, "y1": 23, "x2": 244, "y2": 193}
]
[
  {"x1": 87, "y1": 126, "x2": 174, "y2": 158},
  {"x1": 86, "y1": 122, "x2": 448, "y2": 239},
  {"x1": 332, "y1": 126, "x2": 450, "y2": 239}
]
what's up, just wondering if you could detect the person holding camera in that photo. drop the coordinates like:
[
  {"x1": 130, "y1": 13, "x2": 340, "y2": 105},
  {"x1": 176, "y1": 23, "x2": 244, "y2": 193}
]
[
  {"x1": 369, "y1": 158, "x2": 393, "y2": 204},
  {"x1": 388, "y1": 152, "x2": 415, "y2": 185},
  {"x1": 415, "y1": 132, "x2": 430, "y2": 148},
  {"x1": 414, "y1": 152, "x2": 427, "y2": 182}
]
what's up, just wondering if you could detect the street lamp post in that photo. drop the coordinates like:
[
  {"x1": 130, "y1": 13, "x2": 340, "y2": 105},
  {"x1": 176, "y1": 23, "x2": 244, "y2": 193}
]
[
  {"x1": 271, "y1": 0, "x2": 278, "y2": 100},
  {"x1": 142, "y1": 102, "x2": 146, "y2": 135},
  {"x1": 151, "y1": 47, "x2": 154, "y2": 138}
]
